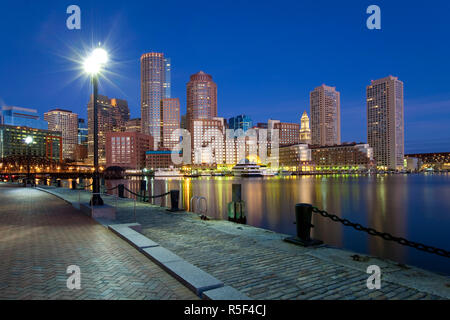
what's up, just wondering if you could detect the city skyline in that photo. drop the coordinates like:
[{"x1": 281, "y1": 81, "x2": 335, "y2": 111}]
[{"x1": 0, "y1": 1, "x2": 449, "y2": 153}]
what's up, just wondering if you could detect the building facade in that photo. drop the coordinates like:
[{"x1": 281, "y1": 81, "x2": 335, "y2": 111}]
[
  {"x1": 278, "y1": 144, "x2": 313, "y2": 172},
  {"x1": 367, "y1": 76, "x2": 404, "y2": 170},
  {"x1": 146, "y1": 150, "x2": 179, "y2": 169},
  {"x1": 186, "y1": 71, "x2": 217, "y2": 131},
  {"x1": 140, "y1": 52, "x2": 170, "y2": 147},
  {"x1": 105, "y1": 131, "x2": 153, "y2": 170},
  {"x1": 161, "y1": 98, "x2": 180, "y2": 150},
  {"x1": 87, "y1": 94, "x2": 130, "y2": 165},
  {"x1": 1, "y1": 106, "x2": 48, "y2": 130},
  {"x1": 310, "y1": 143, "x2": 374, "y2": 171},
  {"x1": 310, "y1": 84, "x2": 341, "y2": 146},
  {"x1": 0, "y1": 124, "x2": 62, "y2": 162},
  {"x1": 228, "y1": 115, "x2": 253, "y2": 133},
  {"x1": 191, "y1": 117, "x2": 224, "y2": 165},
  {"x1": 44, "y1": 109, "x2": 78, "y2": 160},
  {"x1": 125, "y1": 118, "x2": 141, "y2": 133}
]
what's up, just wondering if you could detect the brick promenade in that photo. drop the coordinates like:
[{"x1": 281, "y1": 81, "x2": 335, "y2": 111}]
[
  {"x1": 30, "y1": 186, "x2": 450, "y2": 300},
  {"x1": 0, "y1": 184, "x2": 198, "y2": 300}
]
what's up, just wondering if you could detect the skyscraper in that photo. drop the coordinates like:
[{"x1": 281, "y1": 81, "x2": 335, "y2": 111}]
[
  {"x1": 160, "y1": 98, "x2": 180, "y2": 149},
  {"x1": 367, "y1": 76, "x2": 404, "y2": 170},
  {"x1": 228, "y1": 115, "x2": 253, "y2": 132},
  {"x1": 87, "y1": 94, "x2": 130, "y2": 164},
  {"x1": 310, "y1": 84, "x2": 341, "y2": 146},
  {"x1": 299, "y1": 111, "x2": 311, "y2": 144},
  {"x1": 44, "y1": 109, "x2": 78, "y2": 160},
  {"x1": 140, "y1": 52, "x2": 171, "y2": 147},
  {"x1": 186, "y1": 71, "x2": 217, "y2": 131}
]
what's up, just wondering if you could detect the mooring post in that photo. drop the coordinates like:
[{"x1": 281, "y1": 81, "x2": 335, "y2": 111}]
[
  {"x1": 140, "y1": 180, "x2": 147, "y2": 202},
  {"x1": 118, "y1": 184, "x2": 125, "y2": 198},
  {"x1": 72, "y1": 180, "x2": 77, "y2": 190},
  {"x1": 168, "y1": 190, "x2": 181, "y2": 212},
  {"x1": 284, "y1": 203, "x2": 323, "y2": 247}
]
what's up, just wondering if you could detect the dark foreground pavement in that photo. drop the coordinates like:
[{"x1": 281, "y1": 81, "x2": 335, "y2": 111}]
[{"x1": 0, "y1": 184, "x2": 198, "y2": 300}]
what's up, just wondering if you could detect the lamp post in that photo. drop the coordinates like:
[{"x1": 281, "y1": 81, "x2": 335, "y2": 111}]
[
  {"x1": 24, "y1": 136, "x2": 33, "y2": 186},
  {"x1": 84, "y1": 48, "x2": 108, "y2": 206}
]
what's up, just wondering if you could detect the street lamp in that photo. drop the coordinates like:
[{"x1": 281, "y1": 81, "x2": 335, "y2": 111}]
[
  {"x1": 24, "y1": 136, "x2": 33, "y2": 186},
  {"x1": 84, "y1": 48, "x2": 108, "y2": 206}
]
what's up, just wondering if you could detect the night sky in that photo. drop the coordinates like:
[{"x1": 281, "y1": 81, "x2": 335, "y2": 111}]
[{"x1": 0, "y1": 0, "x2": 449, "y2": 153}]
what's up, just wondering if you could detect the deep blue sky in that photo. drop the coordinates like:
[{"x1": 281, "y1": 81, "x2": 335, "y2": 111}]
[{"x1": 0, "y1": 0, "x2": 449, "y2": 153}]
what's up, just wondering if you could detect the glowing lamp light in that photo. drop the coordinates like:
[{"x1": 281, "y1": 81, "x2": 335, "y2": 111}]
[
  {"x1": 83, "y1": 48, "x2": 108, "y2": 74},
  {"x1": 24, "y1": 136, "x2": 33, "y2": 144}
]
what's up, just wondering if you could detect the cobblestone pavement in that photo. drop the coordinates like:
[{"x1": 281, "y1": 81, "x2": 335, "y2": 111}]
[
  {"x1": 0, "y1": 184, "x2": 198, "y2": 300},
  {"x1": 35, "y1": 186, "x2": 450, "y2": 300}
]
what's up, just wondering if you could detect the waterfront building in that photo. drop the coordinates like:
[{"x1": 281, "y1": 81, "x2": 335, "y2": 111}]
[
  {"x1": 161, "y1": 98, "x2": 180, "y2": 149},
  {"x1": 87, "y1": 94, "x2": 130, "y2": 165},
  {"x1": 268, "y1": 119, "x2": 300, "y2": 146},
  {"x1": 405, "y1": 152, "x2": 450, "y2": 170},
  {"x1": 228, "y1": 115, "x2": 253, "y2": 133},
  {"x1": 299, "y1": 111, "x2": 312, "y2": 144},
  {"x1": 146, "y1": 149, "x2": 179, "y2": 169},
  {"x1": 367, "y1": 76, "x2": 404, "y2": 170},
  {"x1": 310, "y1": 84, "x2": 341, "y2": 146},
  {"x1": 141, "y1": 52, "x2": 170, "y2": 147},
  {"x1": 44, "y1": 109, "x2": 78, "y2": 160},
  {"x1": 186, "y1": 71, "x2": 217, "y2": 131},
  {"x1": 125, "y1": 118, "x2": 141, "y2": 133},
  {"x1": 191, "y1": 117, "x2": 224, "y2": 165},
  {"x1": 0, "y1": 124, "x2": 62, "y2": 162},
  {"x1": 278, "y1": 144, "x2": 313, "y2": 172},
  {"x1": 310, "y1": 143, "x2": 374, "y2": 171},
  {"x1": 105, "y1": 131, "x2": 153, "y2": 170},
  {"x1": 1, "y1": 106, "x2": 48, "y2": 130}
]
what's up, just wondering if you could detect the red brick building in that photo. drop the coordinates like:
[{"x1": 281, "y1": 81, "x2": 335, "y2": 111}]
[{"x1": 105, "y1": 132, "x2": 153, "y2": 170}]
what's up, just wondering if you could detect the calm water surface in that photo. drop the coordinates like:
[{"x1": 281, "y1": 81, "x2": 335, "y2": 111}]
[{"x1": 70, "y1": 173, "x2": 450, "y2": 275}]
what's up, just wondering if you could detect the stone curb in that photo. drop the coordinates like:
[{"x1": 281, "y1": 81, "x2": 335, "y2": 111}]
[
  {"x1": 107, "y1": 223, "x2": 250, "y2": 299},
  {"x1": 202, "y1": 286, "x2": 252, "y2": 300}
]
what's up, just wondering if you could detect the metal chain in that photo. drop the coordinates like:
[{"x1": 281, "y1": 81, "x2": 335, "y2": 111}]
[{"x1": 311, "y1": 206, "x2": 450, "y2": 258}]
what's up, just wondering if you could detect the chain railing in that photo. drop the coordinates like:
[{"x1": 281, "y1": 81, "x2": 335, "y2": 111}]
[{"x1": 311, "y1": 206, "x2": 450, "y2": 258}]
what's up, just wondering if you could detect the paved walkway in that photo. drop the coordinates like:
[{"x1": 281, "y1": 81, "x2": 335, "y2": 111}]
[
  {"x1": 0, "y1": 184, "x2": 198, "y2": 300},
  {"x1": 32, "y1": 186, "x2": 450, "y2": 300}
]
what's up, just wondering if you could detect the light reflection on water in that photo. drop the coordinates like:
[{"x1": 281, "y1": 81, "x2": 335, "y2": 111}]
[{"x1": 61, "y1": 173, "x2": 450, "y2": 275}]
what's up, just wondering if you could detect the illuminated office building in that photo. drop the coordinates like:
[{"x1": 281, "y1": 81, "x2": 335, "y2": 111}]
[
  {"x1": 44, "y1": 109, "x2": 78, "y2": 160},
  {"x1": 310, "y1": 84, "x2": 341, "y2": 146},
  {"x1": 367, "y1": 76, "x2": 404, "y2": 170}
]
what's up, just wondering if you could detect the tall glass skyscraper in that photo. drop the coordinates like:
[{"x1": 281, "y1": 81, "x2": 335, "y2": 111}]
[{"x1": 140, "y1": 52, "x2": 171, "y2": 149}]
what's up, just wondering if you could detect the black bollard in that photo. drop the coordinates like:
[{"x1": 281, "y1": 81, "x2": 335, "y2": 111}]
[
  {"x1": 140, "y1": 180, "x2": 147, "y2": 191},
  {"x1": 118, "y1": 184, "x2": 125, "y2": 198},
  {"x1": 167, "y1": 190, "x2": 182, "y2": 212},
  {"x1": 56, "y1": 179, "x2": 61, "y2": 188},
  {"x1": 72, "y1": 180, "x2": 77, "y2": 190},
  {"x1": 232, "y1": 184, "x2": 241, "y2": 202},
  {"x1": 284, "y1": 203, "x2": 323, "y2": 247}
]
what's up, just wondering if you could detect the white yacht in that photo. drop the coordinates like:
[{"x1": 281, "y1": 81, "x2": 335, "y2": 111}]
[
  {"x1": 232, "y1": 159, "x2": 263, "y2": 177},
  {"x1": 154, "y1": 169, "x2": 183, "y2": 177}
]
